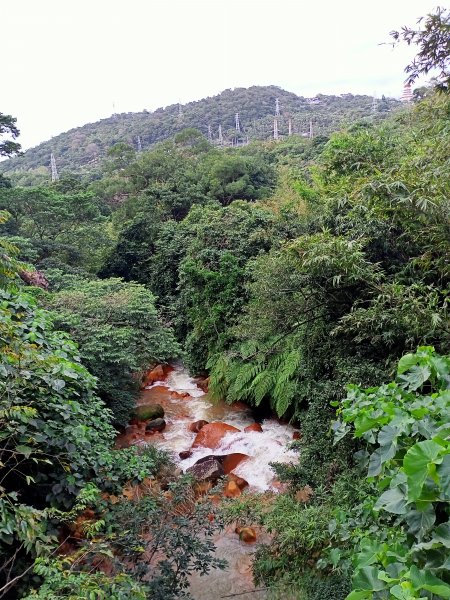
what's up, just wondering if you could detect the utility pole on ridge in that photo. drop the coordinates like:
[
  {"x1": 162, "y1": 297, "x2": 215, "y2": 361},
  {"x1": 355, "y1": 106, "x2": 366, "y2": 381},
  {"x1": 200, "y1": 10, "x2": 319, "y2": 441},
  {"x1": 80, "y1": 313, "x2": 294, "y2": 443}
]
[{"x1": 50, "y1": 153, "x2": 59, "y2": 182}]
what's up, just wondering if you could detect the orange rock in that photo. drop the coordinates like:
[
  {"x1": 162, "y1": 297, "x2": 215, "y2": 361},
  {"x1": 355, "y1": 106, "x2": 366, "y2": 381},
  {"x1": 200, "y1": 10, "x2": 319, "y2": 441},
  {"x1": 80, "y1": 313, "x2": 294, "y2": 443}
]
[
  {"x1": 238, "y1": 527, "x2": 257, "y2": 544},
  {"x1": 171, "y1": 390, "x2": 191, "y2": 400},
  {"x1": 192, "y1": 422, "x2": 240, "y2": 449},
  {"x1": 142, "y1": 364, "x2": 165, "y2": 387},
  {"x1": 244, "y1": 423, "x2": 263, "y2": 433},
  {"x1": 195, "y1": 377, "x2": 210, "y2": 393},
  {"x1": 224, "y1": 480, "x2": 241, "y2": 498},
  {"x1": 222, "y1": 453, "x2": 249, "y2": 474},
  {"x1": 292, "y1": 431, "x2": 301, "y2": 440},
  {"x1": 228, "y1": 473, "x2": 249, "y2": 490}
]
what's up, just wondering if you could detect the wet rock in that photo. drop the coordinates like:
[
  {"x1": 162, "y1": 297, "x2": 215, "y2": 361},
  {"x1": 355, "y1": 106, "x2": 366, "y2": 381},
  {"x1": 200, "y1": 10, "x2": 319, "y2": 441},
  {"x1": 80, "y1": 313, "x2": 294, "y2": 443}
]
[
  {"x1": 228, "y1": 473, "x2": 249, "y2": 490},
  {"x1": 221, "y1": 453, "x2": 249, "y2": 474},
  {"x1": 145, "y1": 418, "x2": 166, "y2": 433},
  {"x1": 142, "y1": 364, "x2": 165, "y2": 387},
  {"x1": 195, "y1": 376, "x2": 210, "y2": 393},
  {"x1": 224, "y1": 480, "x2": 241, "y2": 498},
  {"x1": 171, "y1": 390, "x2": 191, "y2": 400},
  {"x1": 192, "y1": 422, "x2": 240, "y2": 449},
  {"x1": 179, "y1": 450, "x2": 193, "y2": 460},
  {"x1": 133, "y1": 403, "x2": 164, "y2": 421},
  {"x1": 244, "y1": 423, "x2": 263, "y2": 433},
  {"x1": 186, "y1": 456, "x2": 224, "y2": 482},
  {"x1": 188, "y1": 419, "x2": 209, "y2": 433},
  {"x1": 236, "y1": 526, "x2": 257, "y2": 544}
]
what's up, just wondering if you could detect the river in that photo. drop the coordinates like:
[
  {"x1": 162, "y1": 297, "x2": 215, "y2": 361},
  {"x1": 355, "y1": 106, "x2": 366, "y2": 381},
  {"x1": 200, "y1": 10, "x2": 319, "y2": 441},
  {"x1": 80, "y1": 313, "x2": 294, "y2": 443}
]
[{"x1": 117, "y1": 363, "x2": 299, "y2": 599}]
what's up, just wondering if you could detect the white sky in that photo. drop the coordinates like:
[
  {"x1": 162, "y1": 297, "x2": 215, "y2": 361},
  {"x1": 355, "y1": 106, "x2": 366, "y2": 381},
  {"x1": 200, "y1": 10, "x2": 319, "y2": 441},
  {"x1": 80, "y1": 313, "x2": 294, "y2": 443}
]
[{"x1": 2, "y1": 0, "x2": 441, "y2": 149}]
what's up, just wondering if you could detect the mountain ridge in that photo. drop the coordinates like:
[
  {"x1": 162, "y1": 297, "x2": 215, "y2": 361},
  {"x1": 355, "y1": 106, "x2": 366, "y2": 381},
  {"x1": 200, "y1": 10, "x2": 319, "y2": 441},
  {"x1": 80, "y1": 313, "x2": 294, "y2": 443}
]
[{"x1": 1, "y1": 85, "x2": 399, "y2": 183}]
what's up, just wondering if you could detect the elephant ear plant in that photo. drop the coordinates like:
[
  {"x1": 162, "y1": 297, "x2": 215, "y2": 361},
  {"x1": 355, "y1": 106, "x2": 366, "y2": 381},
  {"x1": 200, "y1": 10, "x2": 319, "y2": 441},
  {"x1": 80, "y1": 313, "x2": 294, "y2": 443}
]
[{"x1": 330, "y1": 347, "x2": 450, "y2": 600}]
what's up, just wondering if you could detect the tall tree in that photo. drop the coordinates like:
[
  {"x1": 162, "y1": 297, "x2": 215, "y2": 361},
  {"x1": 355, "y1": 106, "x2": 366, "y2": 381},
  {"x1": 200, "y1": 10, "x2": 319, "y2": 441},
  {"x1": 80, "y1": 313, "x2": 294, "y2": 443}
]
[
  {"x1": 0, "y1": 113, "x2": 21, "y2": 157},
  {"x1": 391, "y1": 6, "x2": 450, "y2": 92}
]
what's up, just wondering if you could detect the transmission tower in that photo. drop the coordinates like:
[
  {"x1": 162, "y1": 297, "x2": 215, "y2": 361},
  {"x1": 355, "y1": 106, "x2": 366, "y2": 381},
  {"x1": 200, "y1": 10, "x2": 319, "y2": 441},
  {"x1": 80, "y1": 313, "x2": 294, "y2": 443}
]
[
  {"x1": 273, "y1": 118, "x2": 279, "y2": 140},
  {"x1": 137, "y1": 136, "x2": 143, "y2": 152},
  {"x1": 309, "y1": 119, "x2": 314, "y2": 139},
  {"x1": 50, "y1": 153, "x2": 59, "y2": 182},
  {"x1": 218, "y1": 125, "x2": 223, "y2": 145},
  {"x1": 371, "y1": 92, "x2": 378, "y2": 113},
  {"x1": 178, "y1": 103, "x2": 183, "y2": 119},
  {"x1": 235, "y1": 113, "x2": 241, "y2": 133},
  {"x1": 208, "y1": 125, "x2": 213, "y2": 142},
  {"x1": 288, "y1": 117, "x2": 292, "y2": 136},
  {"x1": 275, "y1": 98, "x2": 280, "y2": 116},
  {"x1": 401, "y1": 82, "x2": 413, "y2": 103}
]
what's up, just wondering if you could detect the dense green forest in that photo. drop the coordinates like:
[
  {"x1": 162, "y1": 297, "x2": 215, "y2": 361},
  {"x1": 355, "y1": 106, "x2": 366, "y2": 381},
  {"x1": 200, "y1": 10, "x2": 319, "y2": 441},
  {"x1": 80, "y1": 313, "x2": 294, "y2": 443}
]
[
  {"x1": 0, "y1": 86, "x2": 399, "y2": 185},
  {"x1": 0, "y1": 7, "x2": 449, "y2": 599}
]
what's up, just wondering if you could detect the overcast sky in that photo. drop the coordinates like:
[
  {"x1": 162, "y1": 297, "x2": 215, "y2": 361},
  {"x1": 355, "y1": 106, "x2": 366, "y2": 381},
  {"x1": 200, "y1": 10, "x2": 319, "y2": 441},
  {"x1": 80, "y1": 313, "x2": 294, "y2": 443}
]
[{"x1": 2, "y1": 0, "x2": 441, "y2": 149}]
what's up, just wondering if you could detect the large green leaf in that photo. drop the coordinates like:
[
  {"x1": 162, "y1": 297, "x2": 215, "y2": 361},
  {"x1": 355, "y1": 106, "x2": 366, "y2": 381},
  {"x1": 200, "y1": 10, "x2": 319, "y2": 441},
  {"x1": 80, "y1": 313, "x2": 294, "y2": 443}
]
[
  {"x1": 374, "y1": 486, "x2": 408, "y2": 515},
  {"x1": 410, "y1": 565, "x2": 450, "y2": 598},
  {"x1": 390, "y1": 583, "x2": 416, "y2": 600},
  {"x1": 397, "y1": 353, "x2": 419, "y2": 375},
  {"x1": 437, "y1": 454, "x2": 450, "y2": 495},
  {"x1": 434, "y1": 522, "x2": 450, "y2": 548},
  {"x1": 352, "y1": 566, "x2": 386, "y2": 592},
  {"x1": 345, "y1": 592, "x2": 372, "y2": 600},
  {"x1": 405, "y1": 506, "x2": 436, "y2": 540},
  {"x1": 403, "y1": 440, "x2": 442, "y2": 501},
  {"x1": 400, "y1": 365, "x2": 431, "y2": 391}
]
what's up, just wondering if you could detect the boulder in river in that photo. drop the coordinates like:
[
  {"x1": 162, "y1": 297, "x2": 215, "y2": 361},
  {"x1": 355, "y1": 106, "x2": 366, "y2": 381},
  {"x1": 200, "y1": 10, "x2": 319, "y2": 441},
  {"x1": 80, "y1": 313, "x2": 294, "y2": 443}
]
[
  {"x1": 228, "y1": 473, "x2": 249, "y2": 490},
  {"x1": 188, "y1": 419, "x2": 209, "y2": 433},
  {"x1": 221, "y1": 453, "x2": 249, "y2": 474},
  {"x1": 145, "y1": 418, "x2": 166, "y2": 433},
  {"x1": 142, "y1": 364, "x2": 170, "y2": 387},
  {"x1": 244, "y1": 423, "x2": 263, "y2": 433},
  {"x1": 192, "y1": 422, "x2": 240, "y2": 449},
  {"x1": 133, "y1": 403, "x2": 164, "y2": 421},
  {"x1": 186, "y1": 456, "x2": 224, "y2": 482},
  {"x1": 179, "y1": 450, "x2": 193, "y2": 460}
]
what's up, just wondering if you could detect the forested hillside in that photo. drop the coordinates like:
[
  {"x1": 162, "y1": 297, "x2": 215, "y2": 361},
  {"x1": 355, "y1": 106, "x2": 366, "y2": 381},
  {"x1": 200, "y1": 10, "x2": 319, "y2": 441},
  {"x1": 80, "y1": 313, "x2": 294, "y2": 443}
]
[
  {"x1": 0, "y1": 86, "x2": 398, "y2": 185},
  {"x1": 0, "y1": 7, "x2": 449, "y2": 599}
]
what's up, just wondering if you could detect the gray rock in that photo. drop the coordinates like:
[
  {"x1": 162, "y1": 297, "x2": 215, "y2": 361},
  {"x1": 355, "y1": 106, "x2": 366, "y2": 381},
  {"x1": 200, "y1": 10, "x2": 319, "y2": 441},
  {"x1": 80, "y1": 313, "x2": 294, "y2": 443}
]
[
  {"x1": 186, "y1": 456, "x2": 224, "y2": 482},
  {"x1": 145, "y1": 418, "x2": 166, "y2": 432}
]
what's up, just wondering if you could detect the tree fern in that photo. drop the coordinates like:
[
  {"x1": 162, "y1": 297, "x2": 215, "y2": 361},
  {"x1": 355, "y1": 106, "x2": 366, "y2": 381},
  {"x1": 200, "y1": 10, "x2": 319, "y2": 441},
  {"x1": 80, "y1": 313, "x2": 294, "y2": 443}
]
[{"x1": 249, "y1": 368, "x2": 276, "y2": 406}]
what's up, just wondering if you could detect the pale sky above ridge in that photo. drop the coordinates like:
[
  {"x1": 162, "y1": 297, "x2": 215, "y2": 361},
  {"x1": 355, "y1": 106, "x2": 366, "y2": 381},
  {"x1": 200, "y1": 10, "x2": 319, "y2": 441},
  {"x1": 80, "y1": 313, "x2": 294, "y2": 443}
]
[{"x1": 2, "y1": 0, "x2": 441, "y2": 149}]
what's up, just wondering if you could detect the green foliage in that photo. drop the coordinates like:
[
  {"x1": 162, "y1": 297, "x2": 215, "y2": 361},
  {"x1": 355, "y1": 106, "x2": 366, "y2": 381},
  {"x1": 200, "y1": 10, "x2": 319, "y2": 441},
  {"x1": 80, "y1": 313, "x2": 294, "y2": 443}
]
[
  {"x1": 0, "y1": 185, "x2": 112, "y2": 272},
  {"x1": 0, "y1": 87, "x2": 398, "y2": 181},
  {"x1": 0, "y1": 112, "x2": 21, "y2": 158},
  {"x1": 25, "y1": 477, "x2": 225, "y2": 600},
  {"x1": 178, "y1": 201, "x2": 276, "y2": 373},
  {"x1": 391, "y1": 7, "x2": 450, "y2": 93},
  {"x1": 42, "y1": 273, "x2": 180, "y2": 423},
  {"x1": 330, "y1": 348, "x2": 450, "y2": 599},
  {"x1": 0, "y1": 211, "x2": 26, "y2": 289},
  {"x1": 0, "y1": 286, "x2": 116, "y2": 595}
]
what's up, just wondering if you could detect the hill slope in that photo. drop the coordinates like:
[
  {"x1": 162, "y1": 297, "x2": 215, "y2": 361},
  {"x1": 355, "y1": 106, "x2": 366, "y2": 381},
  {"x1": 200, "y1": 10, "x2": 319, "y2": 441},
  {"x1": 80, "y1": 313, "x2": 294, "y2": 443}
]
[{"x1": 1, "y1": 86, "x2": 399, "y2": 180}]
